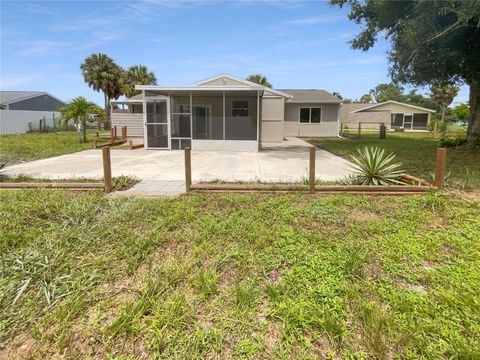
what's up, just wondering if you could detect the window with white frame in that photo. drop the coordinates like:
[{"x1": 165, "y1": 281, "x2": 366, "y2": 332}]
[{"x1": 299, "y1": 107, "x2": 322, "y2": 123}]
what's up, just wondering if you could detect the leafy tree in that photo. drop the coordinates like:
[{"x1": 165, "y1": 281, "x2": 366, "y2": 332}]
[
  {"x1": 121, "y1": 65, "x2": 157, "y2": 98},
  {"x1": 332, "y1": 91, "x2": 343, "y2": 100},
  {"x1": 359, "y1": 94, "x2": 373, "y2": 103},
  {"x1": 342, "y1": 98, "x2": 353, "y2": 103},
  {"x1": 430, "y1": 82, "x2": 460, "y2": 123},
  {"x1": 404, "y1": 90, "x2": 439, "y2": 112},
  {"x1": 452, "y1": 103, "x2": 470, "y2": 123},
  {"x1": 369, "y1": 83, "x2": 405, "y2": 103},
  {"x1": 246, "y1": 74, "x2": 272, "y2": 88},
  {"x1": 59, "y1": 97, "x2": 103, "y2": 143},
  {"x1": 81, "y1": 53, "x2": 123, "y2": 129},
  {"x1": 332, "y1": 0, "x2": 480, "y2": 147}
]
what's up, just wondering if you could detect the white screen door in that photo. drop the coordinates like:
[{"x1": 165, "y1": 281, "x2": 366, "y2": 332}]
[{"x1": 144, "y1": 98, "x2": 169, "y2": 149}]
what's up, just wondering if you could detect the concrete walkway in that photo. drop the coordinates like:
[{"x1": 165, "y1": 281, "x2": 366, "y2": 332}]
[{"x1": 3, "y1": 138, "x2": 353, "y2": 196}]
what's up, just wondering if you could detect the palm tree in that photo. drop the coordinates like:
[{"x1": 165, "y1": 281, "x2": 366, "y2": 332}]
[
  {"x1": 81, "y1": 53, "x2": 123, "y2": 129},
  {"x1": 246, "y1": 74, "x2": 272, "y2": 88},
  {"x1": 430, "y1": 82, "x2": 460, "y2": 124},
  {"x1": 59, "y1": 97, "x2": 103, "y2": 143},
  {"x1": 121, "y1": 65, "x2": 157, "y2": 98}
]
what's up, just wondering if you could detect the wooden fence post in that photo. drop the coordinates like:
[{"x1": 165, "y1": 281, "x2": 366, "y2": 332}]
[
  {"x1": 128, "y1": 140, "x2": 133, "y2": 150},
  {"x1": 434, "y1": 147, "x2": 447, "y2": 189},
  {"x1": 340, "y1": 123, "x2": 343, "y2": 136},
  {"x1": 102, "y1": 146, "x2": 112, "y2": 193},
  {"x1": 358, "y1": 122, "x2": 361, "y2": 138},
  {"x1": 309, "y1": 146, "x2": 316, "y2": 194},
  {"x1": 123, "y1": 126, "x2": 127, "y2": 141},
  {"x1": 110, "y1": 128, "x2": 115, "y2": 142},
  {"x1": 92, "y1": 139, "x2": 97, "y2": 149},
  {"x1": 114, "y1": 126, "x2": 117, "y2": 140},
  {"x1": 185, "y1": 147, "x2": 192, "y2": 192},
  {"x1": 433, "y1": 122, "x2": 437, "y2": 139}
]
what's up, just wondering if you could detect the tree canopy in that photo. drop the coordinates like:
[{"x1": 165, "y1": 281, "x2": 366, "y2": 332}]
[
  {"x1": 331, "y1": 0, "x2": 480, "y2": 147},
  {"x1": 246, "y1": 74, "x2": 272, "y2": 88},
  {"x1": 121, "y1": 65, "x2": 157, "y2": 98}
]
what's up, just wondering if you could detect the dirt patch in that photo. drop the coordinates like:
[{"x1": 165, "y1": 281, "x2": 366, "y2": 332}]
[
  {"x1": 264, "y1": 321, "x2": 283, "y2": 348},
  {"x1": 450, "y1": 190, "x2": 480, "y2": 202},
  {"x1": 347, "y1": 209, "x2": 379, "y2": 222},
  {"x1": 268, "y1": 269, "x2": 282, "y2": 284},
  {"x1": 395, "y1": 280, "x2": 427, "y2": 294}
]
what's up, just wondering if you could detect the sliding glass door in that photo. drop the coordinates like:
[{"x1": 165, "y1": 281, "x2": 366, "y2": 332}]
[{"x1": 144, "y1": 98, "x2": 169, "y2": 149}]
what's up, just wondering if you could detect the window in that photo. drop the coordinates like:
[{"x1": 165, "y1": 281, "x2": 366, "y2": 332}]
[
  {"x1": 232, "y1": 100, "x2": 249, "y2": 117},
  {"x1": 299, "y1": 107, "x2": 322, "y2": 123}
]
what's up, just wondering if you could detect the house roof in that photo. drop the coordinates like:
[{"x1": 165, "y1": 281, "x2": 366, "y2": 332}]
[
  {"x1": 351, "y1": 100, "x2": 436, "y2": 113},
  {"x1": 0, "y1": 91, "x2": 65, "y2": 106},
  {"x1": 278, "y1": 89, "x2": 342, "y2": 104}
]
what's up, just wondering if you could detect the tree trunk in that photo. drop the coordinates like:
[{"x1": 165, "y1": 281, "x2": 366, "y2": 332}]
[
  {"x1": 466, "y1": 80, "x2": 480, "y2": 148},
  {"x1": 82, "y1": 119, "x2": 87, "y2": 143},
  {"x1": 104, "y1": 92, "x2": 111, "y2": 130}
]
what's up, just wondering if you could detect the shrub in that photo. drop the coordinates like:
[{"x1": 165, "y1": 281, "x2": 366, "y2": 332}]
[
  {"x1": 346, "y1": 146, "x2": 404, "y2": 185},
  {"x1": 439, "y1": 134, "x2": 467, "y2": 147}
]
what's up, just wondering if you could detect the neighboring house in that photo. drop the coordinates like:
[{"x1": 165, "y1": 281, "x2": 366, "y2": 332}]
[
  {"x1": 111, "y1": 74, "x2": 341, "y2": 151},
  {"x1": 340, "y1": 101, "x2": 436, "y2": 131},
  {"x1": 0, "y1": 91, "x2": 65, "y2": 135},
  {"x1": 0, "y1": 91, "x2": 65, "y2": 111}
]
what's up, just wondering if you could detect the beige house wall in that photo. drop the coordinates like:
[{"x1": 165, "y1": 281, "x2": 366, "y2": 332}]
[
  {"x1": 111, "y1": 113, "x2": 143, "y2": 138},
  {"x1": 283, "y1": 103, "x2": 339, "y2": 137},
  {"x1": 261, "y1": 96, "x2": 284, "y2": 142},
  {"x1": 366, "y1": 102, "x2": 432, "y2": 114}
]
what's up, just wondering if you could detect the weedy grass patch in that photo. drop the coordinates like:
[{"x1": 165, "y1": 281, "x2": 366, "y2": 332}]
[
  {"x1": 308, "y1": 132, "x2": 480, "y2": 189},
  {"x1": 0, "y1": 190, "x2": 479, "y2": 359}
]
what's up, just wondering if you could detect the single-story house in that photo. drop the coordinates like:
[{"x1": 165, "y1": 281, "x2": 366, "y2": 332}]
[
  {"x1": 340, "y1": 101, "x2": 436, "y2": 131},
  {"x1": 111, "y1": 74, "x2": 341, "y2": 151},
  {"x1": 0, "y1": 91, "x2": 65, "y2": 111}
]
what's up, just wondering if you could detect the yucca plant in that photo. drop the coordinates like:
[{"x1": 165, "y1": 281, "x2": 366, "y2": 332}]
[{"x1": 347, "y1": 147, "x2": 404, "y2": 185}]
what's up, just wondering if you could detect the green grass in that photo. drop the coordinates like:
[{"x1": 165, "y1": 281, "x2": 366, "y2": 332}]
[
  {"x1": 0, "y1": 130, "x2": 107, "y2": 166},
  {"x1": 308, "y1": 132, "x2": 480, "y2": 189},
  {"x1": 1, "y1": 190, "x2": 479, "y2": 358}
]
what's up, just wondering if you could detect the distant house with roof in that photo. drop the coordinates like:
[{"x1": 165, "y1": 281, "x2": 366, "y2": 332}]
[
  {"x1": 0, "y1": 91, "x2": 66, "y2": 135},
  {"x1": 340, "y1": 100, "x2": 436, "y2": 131},
  {"x1": 0, "y1": 91, "x2": 65, "y2": 111}
]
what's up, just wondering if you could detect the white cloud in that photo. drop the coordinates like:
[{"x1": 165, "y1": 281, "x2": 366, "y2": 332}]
[
  {"x1": 16, "y1": 40, "x2": 70, "y2": 56},
  {"x1": 0, "y1": 75, "x2": 41, "y2": 89},
  {"x1": 286, "y1": 15, "x2": 344, "y2": 25}
]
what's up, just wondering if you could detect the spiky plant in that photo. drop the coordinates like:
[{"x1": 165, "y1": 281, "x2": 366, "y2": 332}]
[{"x1": 348, "y1": 147, "x2": 404, "y2": 185}]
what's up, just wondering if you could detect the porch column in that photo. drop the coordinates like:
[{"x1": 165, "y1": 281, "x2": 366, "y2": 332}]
[
  {"x1": 190, "y1": 91, "x2": 193, "y2": 139},
  {"x1": 257, "y1": 90, "x2": 260, "y2": 147},
  {"x1": 223, "y1": 90, "x2": 226, "y2": 140},
  {"x1": 142, "y1": 90, "x2": 147, "y2": 147}
]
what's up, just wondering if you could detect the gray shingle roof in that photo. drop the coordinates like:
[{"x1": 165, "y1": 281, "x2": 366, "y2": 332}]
[
  {"x1": 0, "y1": 91, "x2": 47, "y2": 105},
  {"x1": 278, "y1": 89, "x2": 341, "y2": 103}
]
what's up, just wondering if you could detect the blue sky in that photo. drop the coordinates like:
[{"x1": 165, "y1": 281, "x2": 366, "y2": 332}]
[{"x1": 0, "y1": 0, "x2": 468, "y2": 105}]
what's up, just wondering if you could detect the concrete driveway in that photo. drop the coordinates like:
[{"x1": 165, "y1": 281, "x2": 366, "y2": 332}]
[{"x1": 2, "y1": 139, "x2": 353, "y2": 183}]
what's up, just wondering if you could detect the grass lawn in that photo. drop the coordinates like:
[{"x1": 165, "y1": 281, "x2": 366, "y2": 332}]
[
  {"x1": 1, "y1": 190, "x2": 479, "y2": 358},
  {"x1": 0, "y1": 131, "x2": 108, "y2": 166},
  {"x1": 308, "y1": 132, "x2": 480, "y2": 189}
]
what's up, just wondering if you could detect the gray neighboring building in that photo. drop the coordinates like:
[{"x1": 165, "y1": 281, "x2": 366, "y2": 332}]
[
  {"x1": 111, "y1": 74, "x2": 341, "y2": 151},
  {"x1": 0, "y1": 91, "x2": 65, "y2": 111}
]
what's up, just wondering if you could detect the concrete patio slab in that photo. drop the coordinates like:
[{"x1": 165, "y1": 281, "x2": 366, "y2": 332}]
[{"x1": 2, "y1": 139, "x2": 353, "y2": 184}]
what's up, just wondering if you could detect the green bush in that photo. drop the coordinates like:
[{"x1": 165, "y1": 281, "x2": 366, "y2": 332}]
[
  {"x1": 439, "y1": 134, "x2": 466, "y2": 147},
  {"x1": 345, "y1": 146, "x2": 404, "y2": 185}
]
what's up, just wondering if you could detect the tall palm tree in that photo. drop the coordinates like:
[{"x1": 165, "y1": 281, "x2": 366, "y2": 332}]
[
  {"x1": 430, "y1": 82, "x2": 460, "y2": 124},
  {"x1": 59, "y1": 97, "x2": 103, "y2": 143},
  {"x1": 246, "y1": 74, "x2": 272, "y2": 88},
  {"x1": 121, "y1": 65, "x2": 157, "y2": 98},
  {"x1": 81, "y1": 53, "x2": 123, "y2": 129}
]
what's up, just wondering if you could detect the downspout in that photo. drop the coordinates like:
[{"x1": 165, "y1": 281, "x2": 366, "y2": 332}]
[{"x1": 337, "y1": 102, "x2": 345, "y2": 138}]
